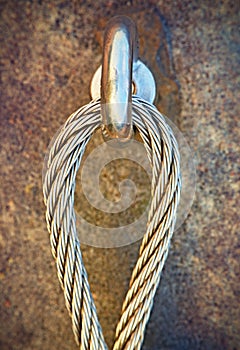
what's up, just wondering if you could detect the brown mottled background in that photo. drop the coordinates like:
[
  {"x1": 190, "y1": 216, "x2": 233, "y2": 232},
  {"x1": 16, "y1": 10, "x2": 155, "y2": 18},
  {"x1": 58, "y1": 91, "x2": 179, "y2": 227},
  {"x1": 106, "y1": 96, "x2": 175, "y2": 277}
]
[{"x1": 0, "y1": 1, "x2": 239, "y2": 349}]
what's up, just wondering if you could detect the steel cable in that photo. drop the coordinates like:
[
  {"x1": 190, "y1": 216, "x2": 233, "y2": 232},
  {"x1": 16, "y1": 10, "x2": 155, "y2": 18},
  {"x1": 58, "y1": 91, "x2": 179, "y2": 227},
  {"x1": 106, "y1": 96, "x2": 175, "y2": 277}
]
[{"x1": 43, "y1": 96, "x2": 181, "y2": 350}]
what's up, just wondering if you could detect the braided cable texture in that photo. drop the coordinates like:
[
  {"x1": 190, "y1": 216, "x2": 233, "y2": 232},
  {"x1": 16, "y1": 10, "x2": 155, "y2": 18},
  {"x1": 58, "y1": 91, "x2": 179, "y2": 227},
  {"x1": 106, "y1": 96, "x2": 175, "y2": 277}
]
[{"x1": 43, "y1": 97, "x2": 181, "y2": 350}]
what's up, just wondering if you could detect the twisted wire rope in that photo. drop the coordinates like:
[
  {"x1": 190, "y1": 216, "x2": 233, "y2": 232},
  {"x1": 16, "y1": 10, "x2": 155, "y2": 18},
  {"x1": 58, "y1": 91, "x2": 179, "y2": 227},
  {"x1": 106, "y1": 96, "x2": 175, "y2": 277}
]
[{"x1": 43, "y1": 96, "x2": 181, "y2": 350}]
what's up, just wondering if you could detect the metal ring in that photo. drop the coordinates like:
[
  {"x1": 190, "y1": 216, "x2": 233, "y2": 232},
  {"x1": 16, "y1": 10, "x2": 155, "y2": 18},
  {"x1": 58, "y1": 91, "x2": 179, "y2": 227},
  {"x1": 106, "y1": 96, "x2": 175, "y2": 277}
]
[{"x1": 101, "y1": 16, "x2": 138, "y2": 142}]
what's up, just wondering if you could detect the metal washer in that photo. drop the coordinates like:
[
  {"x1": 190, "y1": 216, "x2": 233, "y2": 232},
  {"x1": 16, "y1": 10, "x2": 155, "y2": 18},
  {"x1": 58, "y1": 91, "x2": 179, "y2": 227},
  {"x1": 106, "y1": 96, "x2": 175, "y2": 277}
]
[{"x1": 90, "y1": 60, "x2": 156, "y2": 104}]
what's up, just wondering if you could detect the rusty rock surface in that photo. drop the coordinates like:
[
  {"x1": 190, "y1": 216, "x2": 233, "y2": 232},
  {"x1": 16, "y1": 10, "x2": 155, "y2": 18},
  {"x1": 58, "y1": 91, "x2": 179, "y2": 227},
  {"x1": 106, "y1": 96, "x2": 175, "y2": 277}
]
[{"x1": 0, "y1": 1, "x2": 239, "y2": 350}]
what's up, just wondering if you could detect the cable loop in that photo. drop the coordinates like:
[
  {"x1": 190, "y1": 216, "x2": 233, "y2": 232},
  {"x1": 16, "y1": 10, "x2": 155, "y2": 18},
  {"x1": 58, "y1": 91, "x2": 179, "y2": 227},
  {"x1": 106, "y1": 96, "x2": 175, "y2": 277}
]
[{"x1": 43, "y1": 96, "x2": 181, "y2": 350}]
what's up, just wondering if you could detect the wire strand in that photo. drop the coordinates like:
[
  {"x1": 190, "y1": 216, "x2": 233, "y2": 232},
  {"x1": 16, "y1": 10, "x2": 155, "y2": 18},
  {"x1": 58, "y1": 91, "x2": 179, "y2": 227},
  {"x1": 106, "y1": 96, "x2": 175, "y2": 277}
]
[{"x1": 43, "y1": 96, "x2": 181, "y2": 350}]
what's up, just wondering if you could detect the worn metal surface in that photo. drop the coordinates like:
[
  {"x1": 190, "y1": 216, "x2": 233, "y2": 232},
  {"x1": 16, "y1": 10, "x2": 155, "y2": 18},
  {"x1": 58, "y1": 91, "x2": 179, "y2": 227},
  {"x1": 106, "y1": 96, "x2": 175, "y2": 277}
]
[{"x1": 0, "y1": 1, "x2": 239, "y2": 350}]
